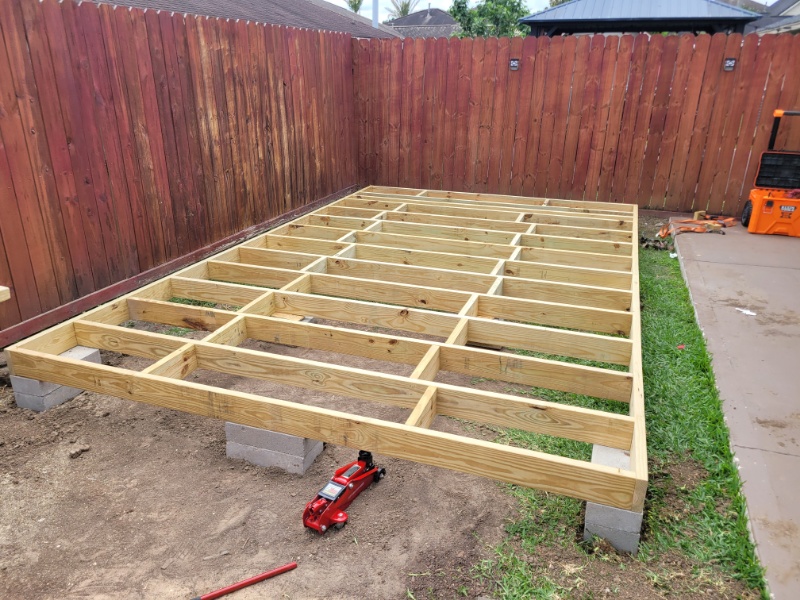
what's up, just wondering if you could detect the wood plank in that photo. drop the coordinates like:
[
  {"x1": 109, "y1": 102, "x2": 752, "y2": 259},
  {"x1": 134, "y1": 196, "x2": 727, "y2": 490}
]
[
  {"x1": 463, "y1": 37, "x2": 485, "y2": 192},
  {"x1": 353, "y1": 244, "x2": 498, "y2": 274},
  {"x1": 558, "y1": 35, "x2": 589, "y2": 198},
  {"x1": 356, "y1": 230, "x2": 514, "y2": 259},
  {"x1": 73, "y1": 320, "x2": 185, "y2": 359},
  {"x1": 127, "y1": 297, "x2": 237, "y2": 331},
  {"x1": 440, "y1": 344, "x2": 631, "y2": 402},
  {"x1": 518, "y1": 246, "x2": 632, "y2": 271},
  {"x1": 310, "y1": 273, "x2": 471, "y2": 314},
  {"x1": 0, "y1": 285, "x2": 11, "y2": 303},
  {"x1": 521, "y1": 234, "x2": 633, "y2": 257},
  {"x1": 21, "y1": 0, "x2": 94, "y2": 297},
  {"x1": 468, "y1": 317, "x2": 631, "y2": 366},
  {"x1": 485, "y1": 37, "x2": 511, "y2": 193},
  {"x1": 570, "y1": 35, "x2": 605, "y2": 200},
  {"x1": 479, "y1": 295, "x2": 632, "y2": 336},
  {"x1": 244, "y1": 314, "x2": 430, "y2": 366},
  {"x1": 272, "y1": 291, "x2": 458, "y2": 338},
  {"x1": 508, "y1": 36, "x2": 537, "y2": 195},
  {"x1": 207, "y1": 261, "x2": 299, "y2": 289},
  {"x1": 504, "y1": 260, "x2": 631, "y2": 290},
  {"x1": 584, "y1": 35, "x2": 618, "y2": 201},
  {"x1": 8, "y1": 350, "x2": 640, "y2": 509},
  {"x1": 324, "y1": 257, "x2": 495, "y2": 293},
  {"x1": 502, "y1": 278, "x2": 632, "y2": 312},
  {"x1": 638, "y1": 35, "x2": 679, "y2": 208},
  {"x1": 649, "y1": 34, "x2": 695, "y2": 208},
  {"x1": 532, "y1": 36, "x2": 562, "y2": 197}
]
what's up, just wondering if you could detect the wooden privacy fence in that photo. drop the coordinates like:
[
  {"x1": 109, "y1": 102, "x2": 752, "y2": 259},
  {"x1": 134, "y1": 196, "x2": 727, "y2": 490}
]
[
  {"x1": 354, "y1": 33, "x2": 800, "y2": 214},
  {"x1": 3, "y1": 0, "x2": 800, "y2": 345},
  {"x1": 0, "y1": 0, "x2": 356, "y2": 339}
]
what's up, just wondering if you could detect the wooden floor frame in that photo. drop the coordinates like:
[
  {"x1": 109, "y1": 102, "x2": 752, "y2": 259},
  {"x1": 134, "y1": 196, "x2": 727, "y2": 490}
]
[{"x1": 7, "y1": 186, "x2": 647, "y2": 512}]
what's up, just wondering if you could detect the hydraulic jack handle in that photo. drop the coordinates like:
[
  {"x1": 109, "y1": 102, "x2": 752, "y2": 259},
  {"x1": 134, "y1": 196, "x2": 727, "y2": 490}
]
[{"x1": 768, "y1": 109, "x2": 800, "y2": 150}]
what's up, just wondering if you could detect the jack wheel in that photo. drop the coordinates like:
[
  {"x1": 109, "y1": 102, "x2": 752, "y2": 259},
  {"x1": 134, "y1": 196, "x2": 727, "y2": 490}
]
[
  {"x1": 374, "y1": 468, "x2": 386, "y2": 482},
  {"x1": 741, "y1": 200, "x2": 753, "y2": 228},
  {"x1": 333, "y1": 521, "x2": 346, "y2": 531}
]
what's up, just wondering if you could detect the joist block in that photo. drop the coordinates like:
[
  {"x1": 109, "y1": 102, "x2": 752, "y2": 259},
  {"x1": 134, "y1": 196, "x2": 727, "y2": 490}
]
[{"x1": 11, "y1": 346, "x2": 100, "y2": 412}]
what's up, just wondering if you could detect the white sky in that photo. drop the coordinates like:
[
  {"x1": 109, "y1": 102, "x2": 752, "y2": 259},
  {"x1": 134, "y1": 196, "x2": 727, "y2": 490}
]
[{"x1": 326, "y1": 1, "x2": 552, "y2": 24}]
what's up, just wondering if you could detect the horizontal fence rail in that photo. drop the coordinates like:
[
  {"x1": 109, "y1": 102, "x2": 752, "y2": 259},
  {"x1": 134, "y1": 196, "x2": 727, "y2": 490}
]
[
  {"x1": 0, "y1": 0, "x2": 356, "y2": 336},
  {"x1": 353, "y1": 34, "x2": 800, "y2": 215}
]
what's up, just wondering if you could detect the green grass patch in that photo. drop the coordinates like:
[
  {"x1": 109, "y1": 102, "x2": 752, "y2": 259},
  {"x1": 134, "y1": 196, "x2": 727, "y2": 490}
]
[{"x1": 481, "y1": 248, "x2": 766, "y2": 597}]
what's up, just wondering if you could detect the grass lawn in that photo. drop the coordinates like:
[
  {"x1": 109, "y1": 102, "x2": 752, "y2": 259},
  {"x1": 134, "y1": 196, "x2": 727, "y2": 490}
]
[{"x1": 472, "y1": 247, "x2": 766, "y2": 599}]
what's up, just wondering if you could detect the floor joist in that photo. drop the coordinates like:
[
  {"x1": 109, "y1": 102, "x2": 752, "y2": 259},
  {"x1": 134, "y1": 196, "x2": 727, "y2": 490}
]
[{"x1": 7, "y1": 186, "x2": 647, "y2": 512}]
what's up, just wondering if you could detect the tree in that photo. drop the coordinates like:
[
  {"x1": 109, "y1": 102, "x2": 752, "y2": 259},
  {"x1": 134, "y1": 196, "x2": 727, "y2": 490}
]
[
  {"x1": 346, "y1": 0, "x2": 364, "y2": 13},
  {"x1": 388, "y1": 0, "x2": 420, "y2": 19},
  {"x1": 549, "y1": 0, "x2": 570, "y2": 6},
  {"x1": 449, "y1": 0, "x2": 529, "y2": 37}
]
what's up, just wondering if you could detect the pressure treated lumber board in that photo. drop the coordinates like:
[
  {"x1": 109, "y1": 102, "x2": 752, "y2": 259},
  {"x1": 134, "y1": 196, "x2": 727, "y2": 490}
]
[{"x1": 8, "y1": 186, "x2": 647, "y2": 511}]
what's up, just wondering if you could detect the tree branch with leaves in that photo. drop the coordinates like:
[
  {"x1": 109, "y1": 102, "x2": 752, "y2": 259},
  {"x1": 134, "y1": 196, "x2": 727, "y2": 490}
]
[{"x1": 449, "y1": 0, "x2": 529, "y2": 37}]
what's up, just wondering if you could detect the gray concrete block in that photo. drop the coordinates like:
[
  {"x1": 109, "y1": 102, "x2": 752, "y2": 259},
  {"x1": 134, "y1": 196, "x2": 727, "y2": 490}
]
[
  {"x1": 591, "y1": 444, "x2": 631, "y2": 471},
  {"x1": 61, "y1": 346, "x2": 101, "y2": 364},
  {"x1": 583, "y1": 518, "x2": 642, "y2": 555},
  {"x1": 225, "y1": 423, "x2": 321, "y2": 455},
  {"x1": 226, "y1": 440, "x2": 323, "y2": 474},
  {"x1": 11, "y1": 346, "x2": 100, "y2": 412},
  {"x1": 14, "y1": 384, "x2": 84, "y2": 412},
  {"x1": 583, "y1": 443, "x2": 643, "y2": 554},
  {"x1": 10, "y1": 375, "x2": 63, "y2": 397}
]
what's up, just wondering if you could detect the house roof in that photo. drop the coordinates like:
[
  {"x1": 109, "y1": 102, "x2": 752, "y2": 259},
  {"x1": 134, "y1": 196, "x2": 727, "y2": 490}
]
[
  {"x1": 520, "y1": 0, "x2": 759, "y2": 24},
  {"x1": 91, "y1": 0, "x2": 402, "y2": 39},
  {"x1": 766, "y1": 0, "x2": 800, "y2": 15},
  {"x1": 385, "y1": 8, "x2": 457, "y2": 26},
  {"x1": 389, "y1": 24, "x2": 461, "y2": 38},
  {"x1": 748, "y1": 0, "x2": 800, "y2": 31}
]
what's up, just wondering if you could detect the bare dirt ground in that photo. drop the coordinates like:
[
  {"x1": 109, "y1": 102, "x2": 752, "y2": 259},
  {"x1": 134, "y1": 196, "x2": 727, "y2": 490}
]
[
  {"x1": 0, "y1": 348, "x2": 516, "y2": 600},
  {"x1": 0, "y1": 274, "x2": 755, "y2": 599}
]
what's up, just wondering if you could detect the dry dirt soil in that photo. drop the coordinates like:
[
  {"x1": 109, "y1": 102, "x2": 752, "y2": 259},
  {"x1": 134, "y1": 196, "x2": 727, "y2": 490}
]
[
  {"x1": 0, "y1": 309, "x2": 756, "y2": 600},
  {"x1": 0, "y1": 340, "x2": 516, "y2": 600}
]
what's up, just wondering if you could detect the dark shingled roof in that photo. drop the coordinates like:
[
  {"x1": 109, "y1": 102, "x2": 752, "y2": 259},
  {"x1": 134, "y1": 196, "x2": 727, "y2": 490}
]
[
  {"x1": 91, "y1": 0, "x2": 402, "y2": 38},
  {"x1": 521, "y1": 0, "x2": 759, "y2": 23},
  {"x1": 385, "y1": 8, "x2": 457, "y2": 27}
]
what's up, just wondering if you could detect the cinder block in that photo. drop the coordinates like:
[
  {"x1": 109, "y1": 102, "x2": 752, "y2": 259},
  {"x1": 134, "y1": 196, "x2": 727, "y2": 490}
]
[
  {"x1": 226, "y1": 440, "x2": 323, "y2": 474},
  {"x1": 224, "y1": 423, "x2": 320, "y2": 455},
  {"x1": 583, "y1": 444, "x2": 643, "y2": 555},
  {"x1": 12, "y1": 346, "x2": 101, "y2": 412},
  {"x1": 591, "y1": 444, "x2": 631, "y2": 470},
  {"x1": 583, "y1": 514, "x2": 642, "y2": 555}
]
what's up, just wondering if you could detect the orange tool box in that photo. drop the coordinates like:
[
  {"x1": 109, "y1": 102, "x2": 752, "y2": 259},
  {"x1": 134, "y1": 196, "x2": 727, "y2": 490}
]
[{"x1": 741, "y1": 109, "x2": 800, "y2": 237}]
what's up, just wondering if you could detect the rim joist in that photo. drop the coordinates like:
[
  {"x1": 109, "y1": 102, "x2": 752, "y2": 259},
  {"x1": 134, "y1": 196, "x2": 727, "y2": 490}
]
[{"x1": 7, "y1": 187, "x2": 646, "y2": 511}]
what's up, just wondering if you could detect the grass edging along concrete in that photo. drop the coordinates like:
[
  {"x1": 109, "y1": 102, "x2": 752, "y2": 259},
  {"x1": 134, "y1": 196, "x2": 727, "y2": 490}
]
[{"x1": 480, "y1": 248, "x2": 766, "y2": 598}]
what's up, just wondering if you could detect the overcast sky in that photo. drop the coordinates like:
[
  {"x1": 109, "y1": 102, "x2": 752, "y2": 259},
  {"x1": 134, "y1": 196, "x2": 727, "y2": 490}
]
[{"x1": 326, "y1": 1, "x2": 552, "y2": 23}]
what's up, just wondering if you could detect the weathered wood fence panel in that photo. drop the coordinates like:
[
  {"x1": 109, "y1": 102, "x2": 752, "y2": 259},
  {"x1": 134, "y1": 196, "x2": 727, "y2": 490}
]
[
  {"x1": 0, "y1": 0, "x2": 356, "y2": 337},
  {"x1": 355, "y1": 33, "x2": 800, "y2": 215}
]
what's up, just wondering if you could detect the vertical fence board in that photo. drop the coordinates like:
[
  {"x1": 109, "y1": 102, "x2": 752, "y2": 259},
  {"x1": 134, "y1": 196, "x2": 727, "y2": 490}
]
[
  {"x1": 0, "y1": 0, "x2": 358, "y2": 343},
  {"x1": 486, "y1": 37, "x2": 511, "y2": 193},
  {"x1": 522, "y1": 36, "x2": 550, "y2": 196},
  {"x1": 545, "y1": 35, "x2": 574, "y2": 198},
  {"x1": 533, "y1": 36, "x2": 560, "y2": 198}
]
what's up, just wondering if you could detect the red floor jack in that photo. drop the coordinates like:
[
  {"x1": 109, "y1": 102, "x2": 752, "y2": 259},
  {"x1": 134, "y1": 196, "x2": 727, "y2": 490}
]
[{"x1": 302, "y1": 450, "x2": 385, "y2": 534}]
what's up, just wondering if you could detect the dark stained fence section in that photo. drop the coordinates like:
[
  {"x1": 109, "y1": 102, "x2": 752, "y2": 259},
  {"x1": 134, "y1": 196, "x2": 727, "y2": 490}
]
[
  {"x1": 355, "y1": 33, "x2": 800, "y2": 215},
  {"x1": 0, "y1": 0, "x2": 356, "y2": 337}
]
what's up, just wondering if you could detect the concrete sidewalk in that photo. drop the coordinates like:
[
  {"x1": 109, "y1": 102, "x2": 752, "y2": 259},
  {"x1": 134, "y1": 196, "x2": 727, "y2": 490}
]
[{"x1": 675, "y1": 225, "x2": 800, "y2": 598}]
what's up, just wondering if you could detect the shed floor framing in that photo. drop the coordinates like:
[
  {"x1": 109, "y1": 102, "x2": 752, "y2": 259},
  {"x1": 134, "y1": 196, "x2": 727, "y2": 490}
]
[{"x1": 7, "y1": 187, "x2": 647, "y2": 512}]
